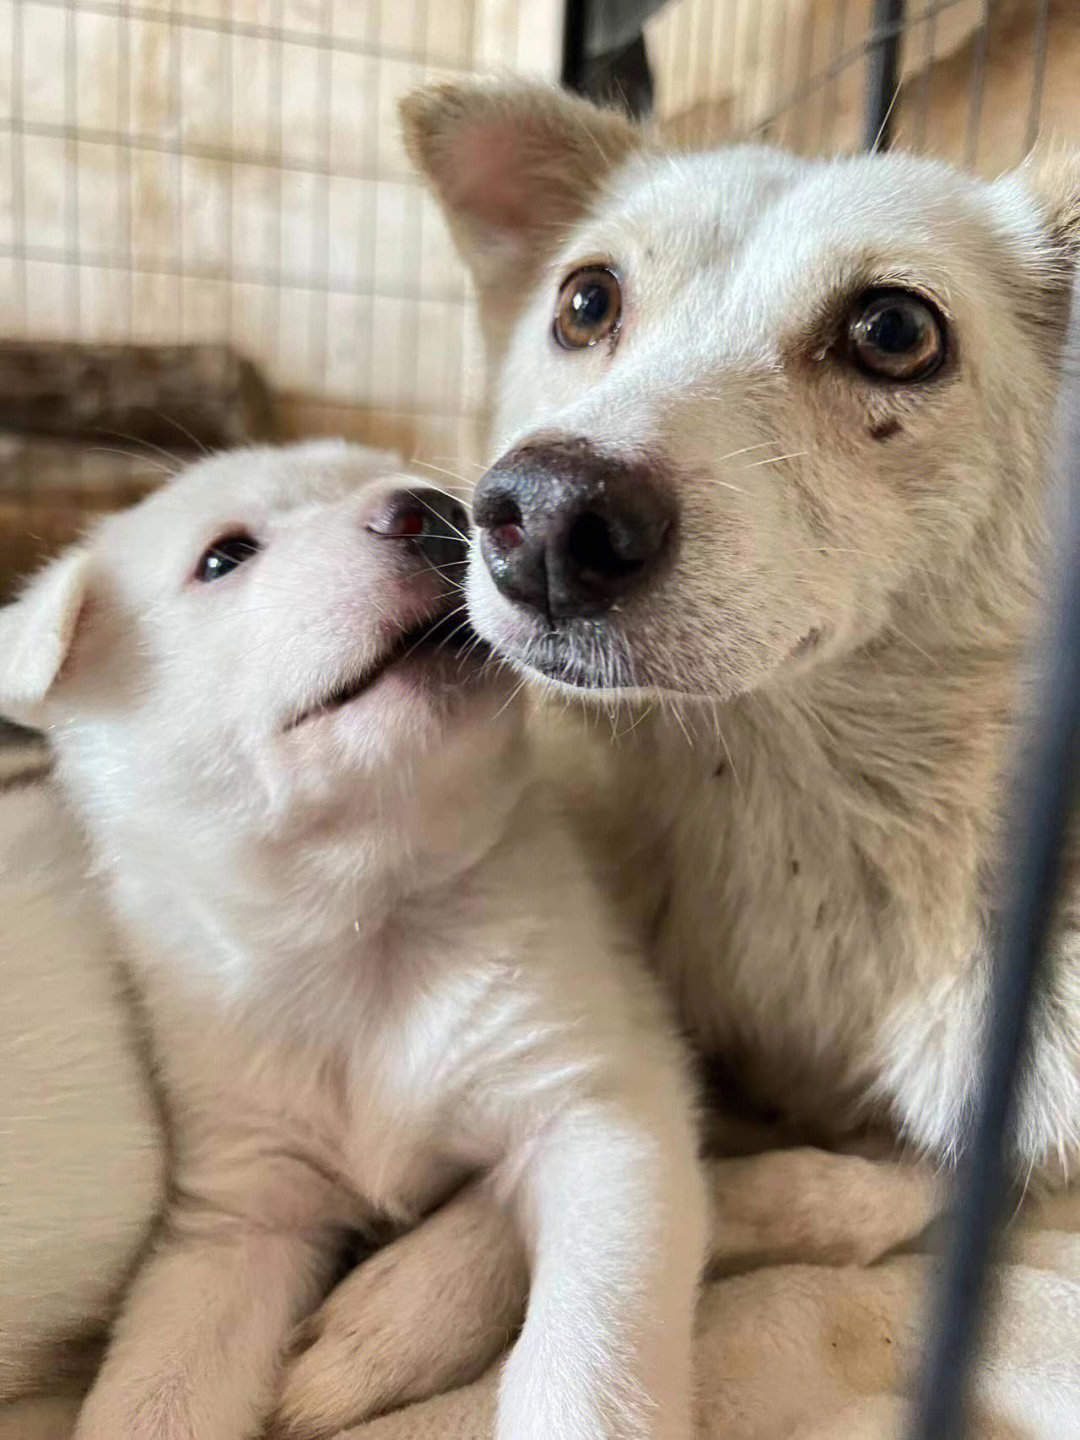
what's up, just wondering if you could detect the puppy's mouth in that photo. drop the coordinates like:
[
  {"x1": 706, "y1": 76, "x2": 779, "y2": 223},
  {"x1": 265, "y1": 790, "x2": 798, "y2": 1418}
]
[{"x1": 284, "y1": 611, "x2": 487, "y2": 731}]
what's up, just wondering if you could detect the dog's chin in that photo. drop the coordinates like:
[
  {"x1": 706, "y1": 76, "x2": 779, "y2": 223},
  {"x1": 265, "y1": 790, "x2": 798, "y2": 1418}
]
[
  {"x1": 471, "y1": 597, "x2": 829, "y2": 707},
  {"x1": 285, "y1": 617, "x2": 497, "y2": 736}
]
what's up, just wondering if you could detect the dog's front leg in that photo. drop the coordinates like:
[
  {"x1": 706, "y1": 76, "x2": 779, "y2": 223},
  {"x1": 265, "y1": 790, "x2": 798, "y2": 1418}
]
[
  {"x1": 275, "y1": 1178, "x2": 528, "y2": 1439},
  {"x1": 73, "y1": 1214, "x2": 332, "y2": 1440},
  {"x1": 497, "y1": 1090, "x2": 706, "y2": 1440}
]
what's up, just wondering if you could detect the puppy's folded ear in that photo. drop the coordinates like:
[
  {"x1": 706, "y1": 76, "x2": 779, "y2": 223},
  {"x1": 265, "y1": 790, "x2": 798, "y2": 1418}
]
[
  {"x1": 0, "y1": 549, "x2": 93, "y2": 729},
  {"x1": 401, "y1": 80, "x2": 644, "y2": 351}
]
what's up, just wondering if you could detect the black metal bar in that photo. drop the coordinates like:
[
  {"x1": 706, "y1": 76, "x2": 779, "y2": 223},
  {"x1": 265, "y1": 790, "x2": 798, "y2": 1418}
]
[
  {"x1": 911, "y1": 294, "x2": 1080, "y2": 1439},
  {"x1": 561, "y1": 0, "x2": 655, "y2": 117},
  {"x1": 562, "y1": 0, "x2": 590, "y2": 92},
  {"x1": 864, "y1": 0, "x2": 906, "y2": 150}
]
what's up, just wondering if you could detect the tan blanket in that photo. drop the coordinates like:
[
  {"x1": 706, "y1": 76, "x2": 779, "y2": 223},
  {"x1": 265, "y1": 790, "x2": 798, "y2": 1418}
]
[
  {"x1": 3, "y1": 1149, "x2": 1080, "y2": 1440},
  {"x1": 2, "y1": 751, "x2": 1077, "y2": 1439},
  {"x1": 332, "y1": 1148, "x2": 1080, "y2": 1440}
]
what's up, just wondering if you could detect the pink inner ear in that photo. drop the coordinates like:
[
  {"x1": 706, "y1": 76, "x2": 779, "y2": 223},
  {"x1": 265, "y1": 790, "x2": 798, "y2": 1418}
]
[
  {"x1": 55, "y1": 592, "x2": 95, "y2": 686},
  {"x1": 448, "y1": 119, "x2": 550, "y2": 236}
]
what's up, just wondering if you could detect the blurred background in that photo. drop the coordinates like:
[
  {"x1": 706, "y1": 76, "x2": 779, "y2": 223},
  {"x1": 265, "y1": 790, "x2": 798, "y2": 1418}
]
[{"x1": 0, "y1": 0, "x2": 1076, "y2": 603}]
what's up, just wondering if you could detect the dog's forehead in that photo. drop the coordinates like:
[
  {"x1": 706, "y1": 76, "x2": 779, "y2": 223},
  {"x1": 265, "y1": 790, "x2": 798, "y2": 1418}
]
[
  {"x1": 581, "y1": 147, "x2": 1044, "y2": 293},
  {"x1": 174, "y1": 441, "x2": 401, "y2": 513},
  {"x1": 110, "y1": 441, "x2": 401, "y2": 541},
  {"x1": 595, "y1": 146, "x2": 813, "y2": 256},
  {"x1": 88, "y1": 441, "x2": 410, "y2": 592}
]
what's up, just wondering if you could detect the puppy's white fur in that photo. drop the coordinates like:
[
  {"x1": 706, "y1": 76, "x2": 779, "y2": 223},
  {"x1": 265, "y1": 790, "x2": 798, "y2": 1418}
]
[
  {"x1": 0, "y1": 779, "x2": 163, "y2": 1401},
  {"x1": 0, "y1": 441, "x2": 704, "y2": 1440},
  {"x1": 256, "y1": 87, "x2": 1080, "y2": 1428}
]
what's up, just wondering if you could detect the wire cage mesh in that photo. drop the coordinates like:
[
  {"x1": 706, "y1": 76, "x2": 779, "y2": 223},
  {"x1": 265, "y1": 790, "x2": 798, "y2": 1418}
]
[
  {"x1": 644, "y1": 0, "x2": 1069, "y2": 168},
  {"x1": 0, "y1": 1, "x2": 1076, "y2": 555},
  {"x1": 0, "y1": 0, "x2": 563, "y2": 474}
]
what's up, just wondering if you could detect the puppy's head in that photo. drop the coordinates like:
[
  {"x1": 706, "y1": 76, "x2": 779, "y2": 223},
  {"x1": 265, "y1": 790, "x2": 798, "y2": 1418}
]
[
  {"x1": 405, "y1": 81, "x2": 1080, "y2": 701},
  {"x1": 0, "y1": 442, "x2": 510, "y2": 830}
]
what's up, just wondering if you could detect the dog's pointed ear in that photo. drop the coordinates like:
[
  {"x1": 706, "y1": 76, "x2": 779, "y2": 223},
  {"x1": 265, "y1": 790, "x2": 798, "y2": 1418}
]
[
  {"x1": 0, "y1": 549, "x2": 93, "y2": 729},
  {"x1": 401, "y1": 81, "x2": 644, "y2": 346},
  {"x1": 1018, "y1": 146, "x2": 1080, "y2": 261}
]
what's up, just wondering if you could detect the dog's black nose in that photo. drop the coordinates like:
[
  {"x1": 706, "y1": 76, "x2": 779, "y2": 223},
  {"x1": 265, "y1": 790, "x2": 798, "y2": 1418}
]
[
  {"x1": 369, "y1": 487, "x2": 469, "y2": 572},
  {"x1": 473, "y1": 439, "x2": 676, "y2": 619}
]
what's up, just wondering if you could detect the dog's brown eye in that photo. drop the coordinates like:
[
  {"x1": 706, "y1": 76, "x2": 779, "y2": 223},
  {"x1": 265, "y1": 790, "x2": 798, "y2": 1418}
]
[
  {"x1": 847, "y1": 289, "x2": 946, "y2": 382},
  {"x1": 195, "y1": 532, "x2": 260, "y2": 583},
  {"x1": 554, "y1": 267, "x2": 622, "y2": 349}
]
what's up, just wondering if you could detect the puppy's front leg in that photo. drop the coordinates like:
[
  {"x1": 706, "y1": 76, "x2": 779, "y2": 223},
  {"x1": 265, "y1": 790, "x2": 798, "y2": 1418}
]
[
  {"x1": 498, "y1": 1088, "x2": 706, "y2": 1440},
  {"x1": 74, "y1": 1214, "x2": 332, "y2": 1440}
]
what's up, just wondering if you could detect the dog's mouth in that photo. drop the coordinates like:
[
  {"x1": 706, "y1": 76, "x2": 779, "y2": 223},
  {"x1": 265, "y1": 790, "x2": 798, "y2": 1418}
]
[
  {"x1": 499, "y1": 621, "x2": 828, "y2": 697},
  {"x1": 285, "y1": 610, "x2": 488, "y2": 731},
  {"x1": 513, "y1": 630, "x2": 632, "y2": 693}
]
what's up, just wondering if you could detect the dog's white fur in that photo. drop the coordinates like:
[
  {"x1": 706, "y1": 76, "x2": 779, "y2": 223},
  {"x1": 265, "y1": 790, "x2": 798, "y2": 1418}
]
[
  {"x1": 0, "y1": 441, "x2": 705, "y2": 1440},
  {"x1": 239, "y1": 86, "x2": 1080, "y2": 1429},
  {"x1": 407, "y1": 81, "x2": 1080, "y2": 1169}
]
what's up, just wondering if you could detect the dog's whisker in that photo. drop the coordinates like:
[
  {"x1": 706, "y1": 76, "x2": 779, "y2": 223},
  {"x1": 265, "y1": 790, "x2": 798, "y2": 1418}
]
[
  {"x1": 697, "y1": 475, "x2": 749, "y2": 495},
  {"x1": 408, "y1": 459, "x2": 475, "y2": 492},
  {"x1": 738, "y1": 450, "x2": 809, "y2": 471},
  {"x1": 715, "y1": 441, "x2": 779, "y2": 464},
  {"x1": 412, "y1": 494, "x2": 472, "y2": 546},
  {"x1": 490, "y1": 671, "x2": 530, "y2": 722}
]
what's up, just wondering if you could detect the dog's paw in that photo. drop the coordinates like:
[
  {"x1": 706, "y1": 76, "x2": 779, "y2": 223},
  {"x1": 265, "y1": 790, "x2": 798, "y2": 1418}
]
[{"x1": 273, "y1": 1183, "x2": 528, "y2": 1440}]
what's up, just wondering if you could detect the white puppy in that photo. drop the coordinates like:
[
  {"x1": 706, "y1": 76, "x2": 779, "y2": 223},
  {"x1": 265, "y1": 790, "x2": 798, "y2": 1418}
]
[{"x1": 0, "y1": 441, "x2": 705, "y2": 1440}]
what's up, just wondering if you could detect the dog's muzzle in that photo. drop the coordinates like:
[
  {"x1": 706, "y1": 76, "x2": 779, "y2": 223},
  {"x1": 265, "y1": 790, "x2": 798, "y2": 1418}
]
[{"x1": 473, "y1": 438, "x2": 677, "y2": 621}]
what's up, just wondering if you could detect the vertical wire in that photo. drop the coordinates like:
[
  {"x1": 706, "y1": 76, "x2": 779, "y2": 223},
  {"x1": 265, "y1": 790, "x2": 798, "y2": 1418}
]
[
  {"x1": 1024, "y1": 0, "x2": 1051, "y2": 157},
  {"x1": 965, "y1": 0, "x2": 994, "y2": 170}
]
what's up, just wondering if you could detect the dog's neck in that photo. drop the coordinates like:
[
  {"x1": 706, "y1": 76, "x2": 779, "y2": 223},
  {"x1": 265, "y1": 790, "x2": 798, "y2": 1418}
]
[
  {"x1": 739, "y1": 478, "x2": 1040, "y2": 903},
  {"x1": 637, "y1": 599, "x2": 1027, "y2": 962},
  {"x1": 57, "y1": 722, "x2": 531, "y2": 1006}
]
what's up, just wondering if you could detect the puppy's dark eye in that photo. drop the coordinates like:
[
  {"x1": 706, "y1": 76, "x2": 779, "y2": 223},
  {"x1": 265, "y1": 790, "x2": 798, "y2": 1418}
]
[
  {"x1": 554, "y1": 267, "x2": 623, "y2": 349},
  {"x1": 847, "y1": 289, "x2": 946, "y2": 382},
  {"x1": 194, "y1": 532, "x2": 260, "y2": 583}
]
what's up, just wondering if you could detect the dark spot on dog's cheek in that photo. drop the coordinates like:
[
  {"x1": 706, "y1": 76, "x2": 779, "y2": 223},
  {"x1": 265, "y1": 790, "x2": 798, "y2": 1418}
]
[
  {"x1": 791, "y1": 859, "x2": 800, "y2": 876},
  {"x1": 869, "y1": 417, "x2": 902, "y2": 441}
]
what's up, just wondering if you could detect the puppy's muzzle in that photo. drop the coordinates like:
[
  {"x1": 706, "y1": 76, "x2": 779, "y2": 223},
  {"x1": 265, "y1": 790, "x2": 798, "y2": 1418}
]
[
  {"x1": 369, "y1": 488, "x2": 469, "y2": 572},
  {"x1": 474, "y1": 439, "x2": 677, "y2": 620}
]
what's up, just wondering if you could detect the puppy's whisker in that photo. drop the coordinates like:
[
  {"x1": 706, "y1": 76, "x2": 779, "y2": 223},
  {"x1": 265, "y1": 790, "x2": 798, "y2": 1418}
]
[
  {"x1": 88, "y1": 446, "x2": 177, "y2": 477},
  {"x1": 95, "y1": 430, "x2": 188, "y2": 471},
  {"x1": 156, "y1": 413, "x2": 212, "y2": 457}
]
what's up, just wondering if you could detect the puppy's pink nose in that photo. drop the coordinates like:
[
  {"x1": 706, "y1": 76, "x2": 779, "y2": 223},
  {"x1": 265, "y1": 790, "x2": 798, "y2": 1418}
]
[
  {"x1": 474, "y1": 438, "x2": 677, "y2": 620},
  {"x1": 368, "y1": 488, "x2": 469, "y2": 571}
]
